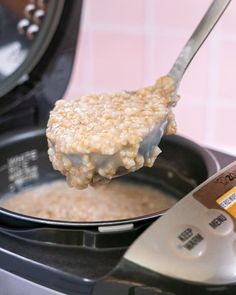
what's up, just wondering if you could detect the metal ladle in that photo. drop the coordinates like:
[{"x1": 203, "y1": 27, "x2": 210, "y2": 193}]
[{"x1": 67, "y1": 0, "x2": 231, "y2": 181}]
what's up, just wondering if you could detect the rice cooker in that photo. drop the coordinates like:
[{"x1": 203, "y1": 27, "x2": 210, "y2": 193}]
[{"x1": 0, "y1": 1, "x2": 235, "y2": 294}]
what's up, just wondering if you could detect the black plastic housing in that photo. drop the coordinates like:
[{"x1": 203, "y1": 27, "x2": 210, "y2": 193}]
[{"x1": 0, "y1": 0, "x2": 83, "y2": 133}]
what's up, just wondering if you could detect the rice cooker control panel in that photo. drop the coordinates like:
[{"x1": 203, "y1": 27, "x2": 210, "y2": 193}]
[{"x1": 124, "y1": 161, "x2": 236, "y2": 285}]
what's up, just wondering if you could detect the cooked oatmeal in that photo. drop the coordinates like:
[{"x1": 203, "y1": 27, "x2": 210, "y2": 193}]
[
  {"x1": 0, "y1": 180, "x2": 176, "y2": 221},
  {"x1": 47, "y1": 76, "x2": 179, "y2": 189}
]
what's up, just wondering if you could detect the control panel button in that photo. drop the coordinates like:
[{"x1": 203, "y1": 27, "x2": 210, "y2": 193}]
[
  {"x1": 172, "y1": 225, "x2": 206, "y2": 258},
  {"x1": 207, "y1": 209, "x2": 233, "y2": 235}
]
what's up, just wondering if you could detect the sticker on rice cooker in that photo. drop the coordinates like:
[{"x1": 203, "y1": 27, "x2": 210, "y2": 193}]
[
  {"x1": 217, "y1": 186, "x2": 236, "y2": 218},
  {"x1": 7, "y1": 149, "x2": 39, "y2": 192}
]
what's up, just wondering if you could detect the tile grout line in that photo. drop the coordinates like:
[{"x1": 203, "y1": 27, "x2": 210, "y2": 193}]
[
  {"x1": 143, "y1": 0, "x2": 158, "y2": 85},
  {"x1": 204, "y1": 32, "x2": 221, "y2": 145},
  {"x1": 86, "y1": 23, "x2": 236, "y2": 43},
  {"x1": 80, "y1": 0, "x2": 94, "y2": 94}
]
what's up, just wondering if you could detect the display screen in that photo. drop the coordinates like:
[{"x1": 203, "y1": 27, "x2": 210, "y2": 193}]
[
  {"x1": 193, "y1": 163, "x2": 236, "y2": 226},
  {"x1": 216, "y1": 186, "x2": 236, "y2": 218}
]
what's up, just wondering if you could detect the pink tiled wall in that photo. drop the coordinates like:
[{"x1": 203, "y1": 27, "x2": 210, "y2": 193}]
[{"x1": 65, "y1": 0, "x2": 236, "y2": 156}]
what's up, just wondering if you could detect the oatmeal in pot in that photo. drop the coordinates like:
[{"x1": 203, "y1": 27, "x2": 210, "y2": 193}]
[
  {"x1": 46, "y1": 76, "x2": 179, "y2": 189},
  {"x1": 0, "y1": 180, "x2": 176, "y2": 221}
]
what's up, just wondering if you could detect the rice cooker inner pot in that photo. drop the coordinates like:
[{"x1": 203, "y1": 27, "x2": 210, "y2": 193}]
[{"x1": 0, "y1": 128, "x2": 219, "y2": 230}]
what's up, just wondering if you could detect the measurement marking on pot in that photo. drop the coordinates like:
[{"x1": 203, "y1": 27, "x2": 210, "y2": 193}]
[{"x1": 7, "y1": 149, "x2": 39, "y2": 192}]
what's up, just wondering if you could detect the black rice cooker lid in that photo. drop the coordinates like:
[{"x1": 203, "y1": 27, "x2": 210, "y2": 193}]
[
  {"x1": 0, "y1": 0, "x2": 83, "y2": 131},
  {"x1": 0, "y1": 0, "x2": 65, "y2": 97}
]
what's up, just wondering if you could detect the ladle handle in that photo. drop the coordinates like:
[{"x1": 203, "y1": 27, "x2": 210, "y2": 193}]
[{"x1": 168, "y1": 0, "x2": 231, "y2": 83}]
